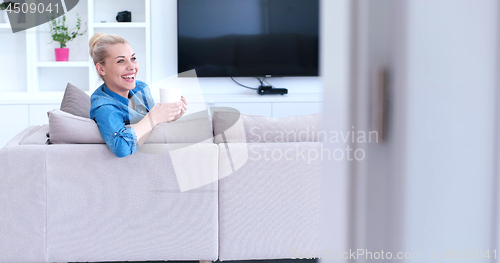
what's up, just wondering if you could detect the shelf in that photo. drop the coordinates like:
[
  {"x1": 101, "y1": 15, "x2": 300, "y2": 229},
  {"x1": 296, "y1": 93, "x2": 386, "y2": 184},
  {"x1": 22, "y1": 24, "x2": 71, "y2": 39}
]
[
  {"x1": 93, "y1": 22, "x2": 147, "y2": 28},
  {"x1": 202, "y1": 93, "x2": 323, "y2": 103},
  {"x1": 4, "y1": 0, "x2": 152, "y2": 94},
  {"x1": 1, "y1": 22, "x2": 31, "y2": 29},
  {"x1": 36, "y1": 61, "x2": 90, "y2": 68}
]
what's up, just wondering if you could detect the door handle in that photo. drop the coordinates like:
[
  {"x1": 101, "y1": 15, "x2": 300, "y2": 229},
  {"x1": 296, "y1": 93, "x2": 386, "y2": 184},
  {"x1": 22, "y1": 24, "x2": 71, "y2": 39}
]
[{"x1": 373, "y1": 66, "x2": 388, "y2": 142}]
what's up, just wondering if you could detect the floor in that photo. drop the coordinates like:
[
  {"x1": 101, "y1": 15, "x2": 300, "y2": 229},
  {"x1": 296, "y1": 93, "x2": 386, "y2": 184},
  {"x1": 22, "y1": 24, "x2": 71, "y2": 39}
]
[{"x1": 81, "y1": 259, "x2": 318, "y2": 263}]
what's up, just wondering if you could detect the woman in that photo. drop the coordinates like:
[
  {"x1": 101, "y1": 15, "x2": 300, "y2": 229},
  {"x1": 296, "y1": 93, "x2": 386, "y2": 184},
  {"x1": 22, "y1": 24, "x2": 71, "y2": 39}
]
[{"x1": 89, "y1": 32, "x2": 188, "y2": 158}]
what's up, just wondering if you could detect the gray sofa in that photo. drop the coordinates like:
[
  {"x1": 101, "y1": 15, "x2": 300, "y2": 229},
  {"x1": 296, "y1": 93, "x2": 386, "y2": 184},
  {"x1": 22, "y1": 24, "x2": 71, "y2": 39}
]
[{"x1": 0, "y1": 110, "x2": 321, "y2": 263}]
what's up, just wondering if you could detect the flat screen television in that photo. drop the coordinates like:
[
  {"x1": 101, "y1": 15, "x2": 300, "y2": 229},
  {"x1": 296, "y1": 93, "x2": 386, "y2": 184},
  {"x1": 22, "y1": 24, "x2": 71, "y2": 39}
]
[{"x1": 178, "y1": 0, "x2": 319, "y2": 77}]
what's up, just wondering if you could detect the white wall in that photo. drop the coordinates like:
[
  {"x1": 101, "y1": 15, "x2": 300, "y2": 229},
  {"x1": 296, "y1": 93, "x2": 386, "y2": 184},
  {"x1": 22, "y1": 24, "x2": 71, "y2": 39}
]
[
  {"x1": 404, "y1": 0, "x2": 498, "y2": 258},
  {"x1": 0, "y1": 31, "x2": 27, "y2": 92},
  {"x1": 319, "y1": 0, "x2": 350, "y2": 262},
  {"x1": 150, "y1": 0, "x2": 322, "y2": 95}
]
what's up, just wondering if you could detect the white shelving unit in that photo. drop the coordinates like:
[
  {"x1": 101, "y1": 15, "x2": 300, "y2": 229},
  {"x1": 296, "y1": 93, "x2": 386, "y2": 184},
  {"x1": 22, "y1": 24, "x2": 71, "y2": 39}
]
[
  {"x1": 36, "y1": 61, "x2": 90, "y2": 67},
  {"x1": 93, "y1": 22, "x2": 147, "y2": 28},
  {"x1": 6, "y1": 0, "x2": 151, "y2": 93}
]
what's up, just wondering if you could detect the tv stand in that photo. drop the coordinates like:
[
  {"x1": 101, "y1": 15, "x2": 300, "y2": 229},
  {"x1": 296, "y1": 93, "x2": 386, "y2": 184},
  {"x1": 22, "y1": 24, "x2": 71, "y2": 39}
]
[{"x1": 257, "y1": 85, "x2": 288, "y2": 95}]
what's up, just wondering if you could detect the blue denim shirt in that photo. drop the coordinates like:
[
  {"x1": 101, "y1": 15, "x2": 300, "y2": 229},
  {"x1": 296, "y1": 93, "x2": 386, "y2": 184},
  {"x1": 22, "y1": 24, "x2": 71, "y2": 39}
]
[{"x1": 90, "y1": 81, "x2": 155, "y2": 158}]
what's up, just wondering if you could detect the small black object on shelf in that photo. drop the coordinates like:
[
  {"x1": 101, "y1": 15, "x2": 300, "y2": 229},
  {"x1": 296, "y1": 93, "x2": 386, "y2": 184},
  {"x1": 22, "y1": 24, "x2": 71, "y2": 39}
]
[{"x1": 116, "y1": 11, "x2": 131, "y2": 22}]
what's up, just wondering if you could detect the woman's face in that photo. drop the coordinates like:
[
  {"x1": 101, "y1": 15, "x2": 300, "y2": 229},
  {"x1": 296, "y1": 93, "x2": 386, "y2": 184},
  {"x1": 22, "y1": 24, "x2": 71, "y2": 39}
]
[{"x1": 97, "y1": 43, "x2": 139, "y2": 97}]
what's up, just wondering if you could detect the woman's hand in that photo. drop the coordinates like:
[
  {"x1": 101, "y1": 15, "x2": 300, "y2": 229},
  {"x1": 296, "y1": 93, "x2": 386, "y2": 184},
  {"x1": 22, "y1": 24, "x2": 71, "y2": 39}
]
[
  {"x1": 147, "y1": 101, "x2": 183, "y2": 127},
  {"x1": 171, "y1": 96, "x2": 188, "y2": 122}
]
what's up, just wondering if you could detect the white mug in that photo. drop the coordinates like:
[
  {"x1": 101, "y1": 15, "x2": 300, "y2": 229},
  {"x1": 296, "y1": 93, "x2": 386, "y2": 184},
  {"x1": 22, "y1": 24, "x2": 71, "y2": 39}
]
[{"x1": 160, "y1": 87, "x2": 182, "y2": 104}]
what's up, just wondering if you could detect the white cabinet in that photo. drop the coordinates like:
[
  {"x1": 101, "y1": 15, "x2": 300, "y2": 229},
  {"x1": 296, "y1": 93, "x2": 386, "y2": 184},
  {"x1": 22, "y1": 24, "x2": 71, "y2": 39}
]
[
  {"x1": 208, "y1": 102, "x2": 273, "y2": 117},
  {"x1": 206, "y1": 102, "x2": 321, "y2": 118},
  {"x1": 272, "y1": 102, "x2": 322, "y2": 118},
  {"x1": 0, "y1": 105, "x2": 29, "y2": 148},
  {"x1": 201, "y1": 93, "x2": 322, "y2": 118}
]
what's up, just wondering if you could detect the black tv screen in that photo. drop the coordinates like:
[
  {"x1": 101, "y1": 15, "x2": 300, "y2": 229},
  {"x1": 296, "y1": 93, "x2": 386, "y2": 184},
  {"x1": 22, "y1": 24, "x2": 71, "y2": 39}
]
[{"x1": 178, "y1": 0, "x2": 319, "y2": 77}]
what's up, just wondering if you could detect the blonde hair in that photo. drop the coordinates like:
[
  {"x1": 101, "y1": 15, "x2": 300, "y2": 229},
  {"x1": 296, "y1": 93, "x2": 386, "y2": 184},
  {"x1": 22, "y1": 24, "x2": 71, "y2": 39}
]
[{"x1": 88, "y1": 32, "x2": 129, "y2": 80}]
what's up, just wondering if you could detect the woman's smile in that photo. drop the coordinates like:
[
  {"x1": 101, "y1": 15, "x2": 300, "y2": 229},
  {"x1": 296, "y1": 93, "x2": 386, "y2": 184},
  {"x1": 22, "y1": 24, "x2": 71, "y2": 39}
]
[{"x1": 121, "y1": 73, "x2": 136, "y2": 83}]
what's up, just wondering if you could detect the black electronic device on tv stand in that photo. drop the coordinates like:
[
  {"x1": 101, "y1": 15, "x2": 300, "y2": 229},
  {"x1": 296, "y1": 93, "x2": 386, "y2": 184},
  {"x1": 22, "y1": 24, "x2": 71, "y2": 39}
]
[{"x1": 258, "y1": 85, "x2": 288, "y2": 95}]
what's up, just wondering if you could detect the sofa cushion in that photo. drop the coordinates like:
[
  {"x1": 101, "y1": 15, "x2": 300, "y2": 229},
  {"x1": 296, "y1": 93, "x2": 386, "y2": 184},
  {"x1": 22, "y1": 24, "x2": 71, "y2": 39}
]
[
  {"x1": 212, "y1": 111, "x2": 322, "y2": 143},
  {"x1": 48, "y1": 109, "x2": 213, "y2": 144},
  {"x1": 218, "y1": 143, "x2": 321, "y2": 260},
  {"x1": 60, "y1": 83, "x2": 91, "y2": 118},
  {"x1": 48, "y1": 109, "x2": 105, "y2": 144}
]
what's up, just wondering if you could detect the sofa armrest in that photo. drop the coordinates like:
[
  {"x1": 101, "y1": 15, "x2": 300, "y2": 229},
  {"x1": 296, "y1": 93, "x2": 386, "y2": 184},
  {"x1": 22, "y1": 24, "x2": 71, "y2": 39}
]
[
  {"x1": 0, "y1": 143, "x2": 47, "y2": 262},
  {"x1": 4, "y1": 125, "x2": 42, "y2": 147}
]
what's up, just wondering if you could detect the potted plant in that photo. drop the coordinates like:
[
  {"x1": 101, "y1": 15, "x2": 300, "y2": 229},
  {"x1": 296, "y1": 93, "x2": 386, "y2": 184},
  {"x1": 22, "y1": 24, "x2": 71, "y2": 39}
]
[
  {"x1": 0, "y1": 1, "x2": 18, "y2": 23},
  {"x1": 49, "y1": 13, "x2": 87, "y2": 61}
]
